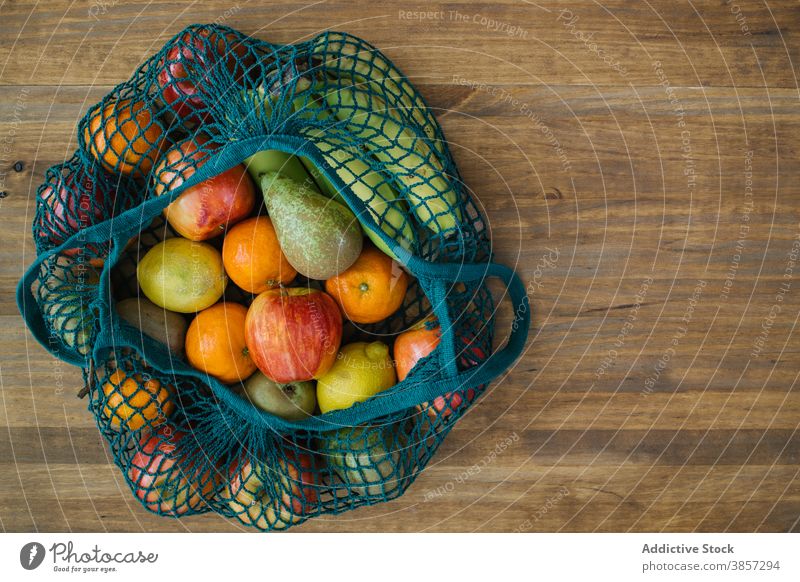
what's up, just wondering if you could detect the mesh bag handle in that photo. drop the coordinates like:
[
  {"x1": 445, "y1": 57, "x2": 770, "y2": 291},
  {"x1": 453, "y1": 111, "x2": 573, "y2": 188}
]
[{"x1": 344, "y1": 260, "x2": 529, "y2": 419}]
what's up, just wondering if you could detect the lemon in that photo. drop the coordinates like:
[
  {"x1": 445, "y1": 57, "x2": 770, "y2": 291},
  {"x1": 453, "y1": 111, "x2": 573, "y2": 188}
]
[{"x1": 316, "y1": 341, "x2": 396, "y2": 413}]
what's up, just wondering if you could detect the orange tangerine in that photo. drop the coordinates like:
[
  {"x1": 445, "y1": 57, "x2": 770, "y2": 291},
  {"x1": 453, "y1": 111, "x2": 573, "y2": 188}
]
[
  {"x1": 222, "y1": 216, "x2": 297, "y2": 294},
  {"x1": 84, "y1": 98, "x2": 165, "y2": 177},
  {"x1": 101, "y1": 369, "x2": 175, "y2": 431},
  {"x1": 185, "y1": 302, "x2": 257, "y2": 384},
  {"x1": 324, "y1": 244, "x2": 409, "y2": 324}
]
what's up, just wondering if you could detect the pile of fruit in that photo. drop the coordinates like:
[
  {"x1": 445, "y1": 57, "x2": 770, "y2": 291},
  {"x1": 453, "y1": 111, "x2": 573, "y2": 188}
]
[
  {"x1": 109, "y1": 158, "x2": 466, "y2": 527},
  {"x1": 125, "y1": 160, "x2": 459, "y2": 417},
  {"x1": 21, "y1": 26, "x2": 514, "y2": 531}
]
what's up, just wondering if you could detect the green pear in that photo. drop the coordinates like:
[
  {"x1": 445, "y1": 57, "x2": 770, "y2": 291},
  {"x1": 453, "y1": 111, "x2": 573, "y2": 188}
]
[{"x1": 260, "y1": 172, "x2": 362, "y2": 280}]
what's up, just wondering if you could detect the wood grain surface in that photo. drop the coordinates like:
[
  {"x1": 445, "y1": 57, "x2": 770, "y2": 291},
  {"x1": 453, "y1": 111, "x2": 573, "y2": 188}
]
[{"x1": 1, "y1": 0, "x2": 798, "y2": 532}]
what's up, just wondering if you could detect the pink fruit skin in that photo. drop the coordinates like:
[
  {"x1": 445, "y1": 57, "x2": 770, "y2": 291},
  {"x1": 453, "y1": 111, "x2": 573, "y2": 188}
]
[
  {"x1": 163, "y1": 164, "x2": 256, "y2": 241},
  {"x1": 37, "y1": 167, "x2": 118, "y2": 262},
  {"x1": 430, "y1": 341, "x2": 486, "y2": 417},
  {"x1": 245, "y1": 288, "x2": 343, "y2": 383},
  {"x1": 128, "y1": 428, "x2": 212, "y2": 515},
  {"x1": 157, "y1": 29, "x2": 254, "y2": 125}
]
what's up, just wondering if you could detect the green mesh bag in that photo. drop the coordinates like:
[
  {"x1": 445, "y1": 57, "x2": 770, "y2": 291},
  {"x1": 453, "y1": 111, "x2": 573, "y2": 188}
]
[{"x1": 17, "y1": 25, "x2": 529, "y2": 531}]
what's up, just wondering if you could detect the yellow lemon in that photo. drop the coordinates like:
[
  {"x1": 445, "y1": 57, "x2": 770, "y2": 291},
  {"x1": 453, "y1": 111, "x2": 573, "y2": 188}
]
[{"x1": 316, "y1": 342, "x2": 396, "y2": 413}]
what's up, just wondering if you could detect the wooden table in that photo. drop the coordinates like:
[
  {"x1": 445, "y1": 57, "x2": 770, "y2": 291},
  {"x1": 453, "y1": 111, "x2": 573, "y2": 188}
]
[{"x1": 1, "y1": 0, "x2": 798, "y2": 533}]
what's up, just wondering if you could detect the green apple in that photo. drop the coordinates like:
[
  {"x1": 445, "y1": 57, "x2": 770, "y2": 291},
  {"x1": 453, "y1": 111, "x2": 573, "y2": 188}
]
[
  {"x1": 243, "y1": 371, "x2": 316, "y2": 421},
  {"x1": 244, "y1": 150, "x2": 318, "y2": 192}
]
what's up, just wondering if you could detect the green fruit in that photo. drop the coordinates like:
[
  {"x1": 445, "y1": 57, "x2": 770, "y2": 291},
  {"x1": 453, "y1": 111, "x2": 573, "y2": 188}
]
[
  {"x1": 322, "y1": 84, "x2": 462, "y2": 235},
  {"x1": 302, "y1": 133, "x2": 416, "y2": 261},
  {"x1": 316, "y1": 342, "x2": 396, "y2": 413},
  {"x1": 323, "y1": 425, "x2": 406, "y2": 497},
  {"x1": 243, "y1": 371, "x2": 316, "y2": 421},
  {"x1": 235, "y1": 87, "x2": 319, "y2": 193},
  {"x1": 137, "y1": 238, "x2": 227, "y2": 313},
  {"x1": 38, "y1": 262, "x2": 99, "y2": 356},
  {"x1": 245, "y1": 150, "x2": 319, "y2": 193},
  {"x1": 312, "y1": 33, "x2": 444, "y2": 156},
  {"x1": 299, "y1": 99, "x2": 415, "y2": 261},
  {"x1": 260, "y1": 172, "x2": 362, "y2": 280},
  {"x1": 298, "y1": 155, "x2": 343, "y2": 202}
]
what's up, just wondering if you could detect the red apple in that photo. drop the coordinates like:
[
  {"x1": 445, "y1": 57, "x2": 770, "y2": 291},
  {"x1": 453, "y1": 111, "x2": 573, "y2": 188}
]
[
  {"x1": 426, "y1": 386, "x2": 474, "y2": 419},
  {"x1": 152, "y1": 136, "x2": 213, "y2": 197},
  {"x1": 245, "y1": 288, "x2": 342, "y2": 383},
  {"x1": 278, "y1": 450, "x2": 320, "y2": 515},
  {"x1": 157, "y1": 28, "x2": 254, "y2": 125},
  {"x1": 154, "y1": 138, "x2": 256, "y2": 240},
  {"x1": 395, "y1": 318, "x2": 487, "y2": 420},
  {"x1": 393, "y1": 316, "x2": 441, "y2": 382},
  {"x1": 128, "y1": 427, "x2": 216, "y2": 515},
  {"x1": 36, "y1": 166, "x2": 118, "y2": 266},
  {"x1": 429, "y1": 338, "x2": 488, "y2": 419}
]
